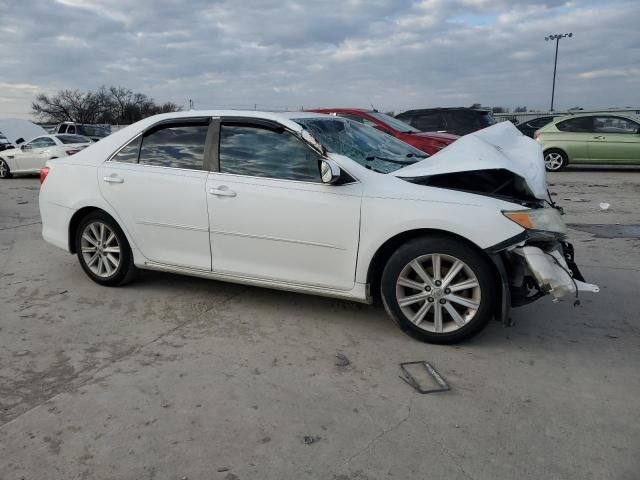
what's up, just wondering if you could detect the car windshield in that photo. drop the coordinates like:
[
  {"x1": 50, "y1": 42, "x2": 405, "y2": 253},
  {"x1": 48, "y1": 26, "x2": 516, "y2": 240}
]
[
  {"x1": 368, "y1": 112, "x2": 420, "y2": 133},
  {"x1": 76, "y1": 125, "x2": 110, "y2": 137},
  {"x1": 294, "y1": 117, "x2": 427, "y2": 174},
  {"x1": 56, "y1": 134, "x2": 91, "y2": 144}
]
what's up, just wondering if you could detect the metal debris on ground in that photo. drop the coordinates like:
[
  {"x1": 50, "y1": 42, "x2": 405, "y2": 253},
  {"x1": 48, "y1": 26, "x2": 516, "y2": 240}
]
[
  {"x1": 599, "y1": 202, "x2": 610, "y2": 211},
  {"x1": 399, "y1": 361, "x2": 450, "y2": 394},
  {"x1": 217, "y1": 467, "x2": 231, "y2": 472},
  {"x1": 335, "y1": 353, "x2": 350, "y2": 367},
  {"x1": 303, "y1": 435, "x2": 321, "y2": 445},
  {"x1": 16, "y1": 200, "x2": 28, "y2": 204}
]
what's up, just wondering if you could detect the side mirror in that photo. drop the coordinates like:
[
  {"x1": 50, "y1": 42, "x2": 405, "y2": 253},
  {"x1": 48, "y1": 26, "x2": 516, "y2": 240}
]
[
  {"x1": 320, "y1": 159, "x2": 341, "y2": 184},
  {"x1": 16, "y1": 138, "x2": 24, "y2": 145},
  {"x1": 21, "y1": 144, "x2": 29, "y2": 150}
]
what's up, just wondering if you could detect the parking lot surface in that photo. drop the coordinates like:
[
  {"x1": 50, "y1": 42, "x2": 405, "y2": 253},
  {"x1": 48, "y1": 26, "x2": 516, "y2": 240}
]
[{"x1": 1, "y1": 167, "x2": 639, "y2": 480}]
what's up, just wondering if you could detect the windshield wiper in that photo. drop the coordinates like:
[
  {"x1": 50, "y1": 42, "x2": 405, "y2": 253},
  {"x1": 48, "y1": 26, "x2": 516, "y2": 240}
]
[{"x1": 365, "y1": 155, "x2": 417, "y2": 165}]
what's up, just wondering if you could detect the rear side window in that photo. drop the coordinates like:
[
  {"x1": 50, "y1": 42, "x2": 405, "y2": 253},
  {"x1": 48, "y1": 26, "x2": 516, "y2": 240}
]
[
  {"x1": 139, "y1": 123, "x2": 209, "y2": 170},
  {"x1": 57, "y1": 134, "x2": 90, "y2": 144},
  {"x1": 111, "y1": 136, "x2": 142, "y2": 163},
  {"x1": 528, "y1": 116, "x2": 554, "y2": 128},
  {"x1": 556, "y1": 117, "x2": 592, "y2": 132},
  {"x1": 446, "y1": 111, "x2": 479, "y2": 130},
  {"x1": 219, "y1": 124, "x2": 320, "y2": 182},
  {"x1": 404, "y1": 112, "x2": 445, "y2": 131}
]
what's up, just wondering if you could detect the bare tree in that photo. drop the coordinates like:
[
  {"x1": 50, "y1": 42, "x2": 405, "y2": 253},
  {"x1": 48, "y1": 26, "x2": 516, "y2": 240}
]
[{"x1": 32, "y1": 86, "x2": 182, "y2": 124}]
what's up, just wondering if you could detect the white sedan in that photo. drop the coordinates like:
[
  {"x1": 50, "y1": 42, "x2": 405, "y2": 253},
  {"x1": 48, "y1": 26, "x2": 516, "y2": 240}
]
[
  {"x1": 38, "y1": 111, "x2": 598, "y2": 343},
  {"x1": 0, "y1": 134, "x2": 92, "y2": 179}
]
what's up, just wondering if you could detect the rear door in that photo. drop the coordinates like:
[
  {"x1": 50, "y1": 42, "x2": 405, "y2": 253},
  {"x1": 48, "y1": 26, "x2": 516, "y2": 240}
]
[
  {"x1": 588, "y1": 116, "x2": 640, "y2": 164},
  {"x1": 206, "y1": 118, "x2": 362, "y2": 290},
  {"x1": 553, "y1": 117, "x2": 593, "y2": 162},
  {"x1": 98, "y1": 119, "x2": 213, "y2": 270}
]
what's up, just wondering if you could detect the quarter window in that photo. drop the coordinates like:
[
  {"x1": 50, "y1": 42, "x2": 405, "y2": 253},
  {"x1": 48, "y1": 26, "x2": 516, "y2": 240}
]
[
  {"x1": 139, "y1": 123, "x2": 209, "y2": 170},
  {"x1": 111, "y1": 136, "x2": 142, "y2": 163},
  {"x1": 593, "y1": 117, "x2": 639, "y2": 134},
  {"x1": 219, "y1": 124, "x2": 321, "y2": 182}
]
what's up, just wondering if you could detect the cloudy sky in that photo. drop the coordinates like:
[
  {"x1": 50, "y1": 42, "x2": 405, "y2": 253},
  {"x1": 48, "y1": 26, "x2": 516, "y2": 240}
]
[{"x1": 1, "y1": 0, "x2": 639, "y2": 119}]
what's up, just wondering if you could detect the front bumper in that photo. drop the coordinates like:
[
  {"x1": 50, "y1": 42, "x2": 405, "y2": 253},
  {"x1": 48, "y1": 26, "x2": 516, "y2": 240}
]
[{"x1": 487, "y1": 236, "x2": 599, "y2": 324}]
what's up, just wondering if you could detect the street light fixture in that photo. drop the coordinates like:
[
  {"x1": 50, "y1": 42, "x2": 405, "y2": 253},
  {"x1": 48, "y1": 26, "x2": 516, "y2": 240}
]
[{"x1": 545, "y1": 32, "x2": 573, "y2": 112}]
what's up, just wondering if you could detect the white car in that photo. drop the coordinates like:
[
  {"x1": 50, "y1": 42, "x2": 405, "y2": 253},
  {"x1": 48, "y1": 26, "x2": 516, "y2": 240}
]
[
  {"x1": 0, "y1": 134, "x2": 92, "y2": 179},
  {"x1": 38, "y1": 111, "x2": 598, "y2": 343}
]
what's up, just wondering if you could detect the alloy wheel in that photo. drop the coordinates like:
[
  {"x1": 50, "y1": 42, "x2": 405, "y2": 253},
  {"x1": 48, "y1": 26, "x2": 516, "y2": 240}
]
[
  {"x1": 0, "y1": 160, "x2": 8, "y2": 178},
  {"x1": 544, "y1": 152, "x2": 564, "y2": 171},
  {"x1": 395, "y1": 253, "x2": 481, "y2": 333},
  {"x1": 80, "y1": 221, "x2": 121, "y2": 278}
]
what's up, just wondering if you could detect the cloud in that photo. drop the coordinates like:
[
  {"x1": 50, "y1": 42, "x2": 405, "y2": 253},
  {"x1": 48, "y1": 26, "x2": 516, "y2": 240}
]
[{"x1": 1, "y1": 0, "x2": 639, "y2": 119}]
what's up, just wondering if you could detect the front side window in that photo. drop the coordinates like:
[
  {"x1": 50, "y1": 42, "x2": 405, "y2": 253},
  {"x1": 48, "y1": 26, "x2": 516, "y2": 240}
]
[
  {"x1": 139, "y1": 123, "x2": 208, "y2": 170},
  {"x1": 593, "y1": 117, "x2": 639, "y2": 134},
  {"x1": 294, "y1": 117, "x2": 426, "y2": 174},
  {"x1": 219, "y1": 124, "x2": 321, "y2": 182},
  {"x1": 58, "y1": 125, "x2": 67, "y2": 134},
  {"x1": 556, "y1": 117, "x2": 592, "y2": 132}
]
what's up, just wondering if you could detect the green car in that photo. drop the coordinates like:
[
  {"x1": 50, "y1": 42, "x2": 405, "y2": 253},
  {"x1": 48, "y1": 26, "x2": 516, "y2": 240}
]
[{"x1": 535, "y1": 113, "x2": 640, "y2": 171}]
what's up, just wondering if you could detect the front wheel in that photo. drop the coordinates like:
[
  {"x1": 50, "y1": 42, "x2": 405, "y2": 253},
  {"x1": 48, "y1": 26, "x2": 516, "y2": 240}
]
[
  {"x1": 75, "y1": 211, "x2": 137, "y2": 286},
  {"x1": 0, "y1": 158, "x2": 12, "y2": 178},
  {"x1": 381, "y1": 236, "x2": 496, "y2": 344}
]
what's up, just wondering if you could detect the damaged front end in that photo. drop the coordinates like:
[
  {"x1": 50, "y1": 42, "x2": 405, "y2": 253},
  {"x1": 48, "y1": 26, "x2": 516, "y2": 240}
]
[{"x1": 487, "y1": 227, "x2": 599, "y2": 325}]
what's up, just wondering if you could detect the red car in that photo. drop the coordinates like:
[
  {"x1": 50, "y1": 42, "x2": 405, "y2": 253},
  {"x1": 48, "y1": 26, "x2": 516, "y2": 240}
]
[{"x1": 307, "y1": 108, "x2": 458, "y2": 155}]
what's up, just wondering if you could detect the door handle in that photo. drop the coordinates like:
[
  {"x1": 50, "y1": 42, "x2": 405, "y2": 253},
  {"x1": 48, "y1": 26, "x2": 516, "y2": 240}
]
[
  {"x1": 103, "y1": 176, "x2": 124, "y2": 184},
  {"x1": 209, "y1": 187, "x2": 236, "y2": 197},
  {"x1": 593, "y1": 136, "x2": 605, "y2": 140}
]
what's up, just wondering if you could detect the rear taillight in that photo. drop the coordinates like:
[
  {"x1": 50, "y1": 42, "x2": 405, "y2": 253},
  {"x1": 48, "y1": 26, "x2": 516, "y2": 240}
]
[
  {"x1": 39, "y1": 166, "x2": 49, "y2": 184},
  {"x1": 66, "y1": 149, "x2": 80, "y2": 156}
]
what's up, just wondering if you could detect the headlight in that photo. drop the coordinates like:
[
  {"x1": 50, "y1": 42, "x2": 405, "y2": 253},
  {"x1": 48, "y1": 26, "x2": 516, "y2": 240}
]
[{"x1": 503, "y1": 207, "x2": 567, "y2": 235}]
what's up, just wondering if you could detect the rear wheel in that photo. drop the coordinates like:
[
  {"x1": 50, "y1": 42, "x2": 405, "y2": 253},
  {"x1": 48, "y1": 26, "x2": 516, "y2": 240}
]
[
  {"x1": 75, "y1": 211, "x2": 137, "y2": 286},
  {"x1": 544, "y1": 149, "x2": 567, "y2": 172},
  {"x1": 381, "y1": 236, "x2": 496, "y2": 344},
  {"x1": 0, "y1": 159, "x2": 11, "y2": 178}
]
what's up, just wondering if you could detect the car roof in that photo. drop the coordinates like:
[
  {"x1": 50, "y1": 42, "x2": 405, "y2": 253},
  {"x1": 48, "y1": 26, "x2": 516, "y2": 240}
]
[
  {"x1": 399, "y1": 107, "x2": 491, "y2": 114},
  {"x1": 307, "y1": 108, "x2": 371, "y2": 114}
]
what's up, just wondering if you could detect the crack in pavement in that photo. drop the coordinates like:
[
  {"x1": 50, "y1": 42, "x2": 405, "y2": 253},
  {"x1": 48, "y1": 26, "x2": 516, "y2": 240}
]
[
  {"x1": 0, "y1": 287, "x2": 248, "y2": 430},
  {"x1": 0, "y1": 221, "x2": 42, "y2": 231}
]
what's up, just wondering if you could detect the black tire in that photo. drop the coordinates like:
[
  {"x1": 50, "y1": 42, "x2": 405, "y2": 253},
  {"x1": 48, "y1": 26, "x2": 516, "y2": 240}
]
[
  {"x1": 0, "y1": 158, "x2": 12, "y2": 179},
  {"x1": 543, "y1": 149, "x2": 568, "y2": 172},
  {"x1": 75, "y1": 211, "x2": 138, "y2": 286},
  {"x1": 381, "y1": 235, "x2": 496, "y2": 344}
]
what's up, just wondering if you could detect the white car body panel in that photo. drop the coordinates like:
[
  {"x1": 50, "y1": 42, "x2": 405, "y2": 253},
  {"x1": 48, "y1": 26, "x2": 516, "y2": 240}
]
[
  {"x1": 206, "y1": 172, "x2": 362, "y2": 290},
  {"x1": 39, "y1": 110, "x2": 589, "y2": 306},
  {"x1": 98, "y1": 162, "x2": 211, "y2": 270}
]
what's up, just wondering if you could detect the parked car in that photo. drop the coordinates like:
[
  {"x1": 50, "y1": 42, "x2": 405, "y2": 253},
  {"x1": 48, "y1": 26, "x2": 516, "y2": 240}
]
[
  {"x1": 516, "y1": 116, "x2": 555, "y2": 138},
  {"x1": 0, "y1": 133, "x2": 14, "y2": 152},
  {"x1": 307, "y1": 108, "x2": 458, "y2": 155},
  {"x1": 0, "y1": 134, "x2": 92, "y2": 179},
  {"x1": 39, "y1": 111, "x2": 598, "y2": 344},
  {"x1": 395, "y1": 107, "x2": 497, "y2": 136},
  {"x1": 535, "y1": 114, "x2": 640, "y2": 171},
  {"x1": 0, "y1": 118, "x2": 48, "y2": 147},
  {"x1": 53, "y1": 122, "x2": 111, "y2": 142}
]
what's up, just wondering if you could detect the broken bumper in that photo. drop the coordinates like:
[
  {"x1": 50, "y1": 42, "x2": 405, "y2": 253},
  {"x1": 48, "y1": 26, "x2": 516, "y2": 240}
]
[
  {"x1": 487, "y1": 236, "x2": 599, "y2": 324},
  {"x1": 513, "y1": 244, "x2": 599, "y2": 300}
]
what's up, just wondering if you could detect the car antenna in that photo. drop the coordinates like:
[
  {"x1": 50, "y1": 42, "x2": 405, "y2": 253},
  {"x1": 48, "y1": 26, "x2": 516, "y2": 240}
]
[{"x1": 371, "y1": 104, "x2": 378, "y2": 112}]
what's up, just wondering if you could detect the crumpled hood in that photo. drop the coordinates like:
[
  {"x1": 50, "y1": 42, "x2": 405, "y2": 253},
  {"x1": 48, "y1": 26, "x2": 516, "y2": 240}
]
[{"x1": 392, "y1": 121, "x2": 547, "y2": 199}]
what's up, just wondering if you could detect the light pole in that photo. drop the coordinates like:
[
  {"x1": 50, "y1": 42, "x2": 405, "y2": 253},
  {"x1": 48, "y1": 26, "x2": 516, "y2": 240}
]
[{"x1": 545, "y1": 32, "x2": 572, "y2": 112}]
